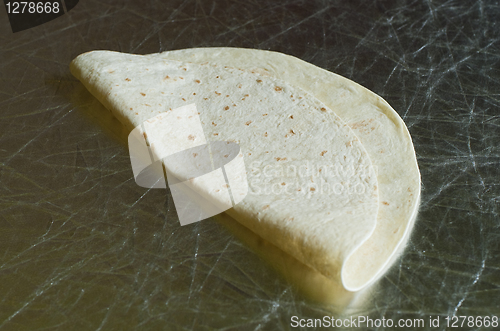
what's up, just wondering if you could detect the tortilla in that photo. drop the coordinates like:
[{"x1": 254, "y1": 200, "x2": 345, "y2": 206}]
[
  {"x1": 70, "y1": 48, "x2": 420, "y2": 291},
  {"x1": 160, "y1": 48, "x2": 421, "y2": 291}
]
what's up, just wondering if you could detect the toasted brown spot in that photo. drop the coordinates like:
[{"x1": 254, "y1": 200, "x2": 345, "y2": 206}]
[
  {"x1": 274, "y1": 86, "x2": 282, "y2": 92},
  {"x1": 179, "y1": 77, "x2": 184, "y2": 79},
  {"x1": 226, "y1": 95, "x2": 229, "y2": 97},
  {"x1": 310, "y1": 187, "x2": 316, "y2": 191},
  {"x1": 213, "y1": 133, "x2": 219, "y2": 136},
  {"x1": 125, "y1": 78, "x2": 131, "y2": 81},
  {"x1": 195, "y1": 79, "x2": 200, "y2": 83},
  {"x1": 256, "y1": 79, "x2": 262, "y2": 83},
  {"x1": 237, "y1": 84, "x2": 242, "y2": 88},
  {"x1": 264, "y1": 132, "x2": 268, "y2": 137},
  {"x1": 320, "y1": 107, "x2": 326, "y2": 112},
  {"x1": 182, "y1": 68, "x2": 187, "y2": 71},
  {"x1": 224, "y1": 106, "x2": 230, "y2": 110},
  {"x1": 143, "y1": 132, "x2": 148, "y2": 139},
  {"x1": 193, "y1": 92, "x2": 196, "y2": 95},
  {"x1": 140, "y1": 93, "x2": 146, "y2": 96},
  {"x1": 289, "y1": 115, "x2": 294, "y2": 119},
  {"x1": 281, "y1": 182, "x2": 286, "y2": 186},
  {"x1": 233, "y1": 104, "x2": 236, "y2": 107},
  {"x1": 135, "y1": 112, "x2": 138, "y2": 115},
  {"x1": 275, "y1": 157, "x2": 287, "y2": 161},
  {"x1": 263, "y1": 114, "x2": 268, "y2": 116},
  {"x1": 108, "y1": 70, "x2": 114, "y2": 73},
  {"x1": 224, "y1": 154, "x2": 229, "y2": 158},
  {"x1": 346, "y1": 141, "x2": 352, "y2": 147},
  {"x1": 215, "y1": 91, "x2": 221, "y2": 96},
  {"x1": 289, "y1": 129, "x2": 295, "y2": 135},
  {"x1": 193, "y1": 153, "x2": 198, "y2": 157},
  {"x1": 262, "y1": 205, "x2": 270, "y2": 210},
  {"x1": 320, "y1": 151, "x2": 327, "y2": 156},
  {"x1": 188, "y1": 135, "x2": 195, "y2": 141},
  {"x1": 182, "y1": 98, "x2": 186, "y2": 101},
  {"x1": 212, "y1": 121, "x2": 217, "y2": 126},
  {"x1": 203, "y1": 98, "x2": 208, "y2": 100},
  {"x1": 382, "y1": 201, "x2": 390, "y2": 205},
  {"x1": 245, "y1": 121, "x2": 252, "y2": 126}
]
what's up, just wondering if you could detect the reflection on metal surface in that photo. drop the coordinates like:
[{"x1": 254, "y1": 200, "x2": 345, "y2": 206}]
[{"x1": 215, "y1": 212, "x2": 375, "y2": 312}]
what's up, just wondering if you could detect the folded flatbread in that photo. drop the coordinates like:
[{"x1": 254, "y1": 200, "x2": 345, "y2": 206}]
[{"x1": 70, "y1": 48, "x2": 420, "y2": 291}]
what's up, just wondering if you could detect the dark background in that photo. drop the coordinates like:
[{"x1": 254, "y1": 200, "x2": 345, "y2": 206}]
[{"x1": 0, "y1": 0, "x2": 499, "y2": 330}]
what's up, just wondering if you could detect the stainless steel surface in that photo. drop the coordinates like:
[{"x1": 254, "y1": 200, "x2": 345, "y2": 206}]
[{"x1": 0, "y1": 1, "x2": 499, "y2": 330}]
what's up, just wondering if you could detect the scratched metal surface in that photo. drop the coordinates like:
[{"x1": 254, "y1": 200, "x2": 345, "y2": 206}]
[{"x1": 0, "y1": 0, "x2": 499, "y2": 330}]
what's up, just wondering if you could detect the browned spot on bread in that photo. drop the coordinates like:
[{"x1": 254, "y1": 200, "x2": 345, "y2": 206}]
[
  {"x1": 215, "y1": 91, "x2": 221, "y2": 96},
  {"x1": 320, "y1": 151, "x2": 327, "y2": 156},
  {"x1": 256, "y1": 79, "x2": 262, "y2": 83},
  {"x1": 382, "y1": 201, "x2": 390, "y2": 205},
  {"x1": 245, "y1": 121, "x2": 252, "y2": 126},
  {"x1": 193, "y1": 153, "x2": 198, "y2": 157},
  {"x1": 263, "y1": 114, "x2": 268, "y2": 116},
  {"x1": 213, "y1": 133, "x2": 219, "y2": 136},
  {"x1": 275, "y1": 157, "x2": 287, "y2": 161},
  {"x1": 182, "y1": 98, "x2": 186, "y2": 101},
  {"x1": 125, "y1": 78, "x2": 131, "y2": 81},
  {"x1": 320, "y1": 107, "x2": 326, "y2": 112},
  {"x1": 264, "y1": 132, "x2": 268, "y2": 137},
  {"x1": 281, "y1": 182, "x2": 286, "y2": 186},
  {"x1": 346, "y1": 141, "x2": 352, "y2": 147},
  {"x1": 224, "y1": 106, "x2": 229, "y2": 110},
  {"x1": 212, "y1": 121, "x2": 217, "y2": 126},
  {"x1": 274, "y1": 86, "x2": 282, "y2": 92},
  {"x1": 140, "y1": 93, "x2": 146, "y2": 96},
  {"x1": 164, "y1": 76, "x2": 169, "y2": 80},
  {"x1": 262, "y1": 205, "x2": 270, "y2": 210},
  {"x1": 194, "y1": 79, "x2": 200, "y2": 83},
  {"x1": 188, "y1": 135, "x2": 195, "y2": 141},
  {"x1": 289, "y1": 115, "x2": 294, "y2": 119}
]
